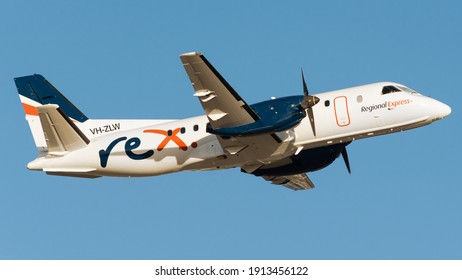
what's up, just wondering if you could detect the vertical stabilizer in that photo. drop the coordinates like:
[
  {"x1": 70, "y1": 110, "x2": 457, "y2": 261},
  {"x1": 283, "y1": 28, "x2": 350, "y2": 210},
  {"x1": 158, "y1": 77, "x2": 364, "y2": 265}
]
[{"x1": 14, "y1": 74, "x2": 88, "y2": 153}]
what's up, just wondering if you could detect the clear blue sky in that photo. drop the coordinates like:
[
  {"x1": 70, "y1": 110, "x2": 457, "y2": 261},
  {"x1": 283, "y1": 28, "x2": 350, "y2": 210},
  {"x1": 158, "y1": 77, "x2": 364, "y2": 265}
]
[{"x1": 0, "y1": 0, "x2": 460, "y2": 259}]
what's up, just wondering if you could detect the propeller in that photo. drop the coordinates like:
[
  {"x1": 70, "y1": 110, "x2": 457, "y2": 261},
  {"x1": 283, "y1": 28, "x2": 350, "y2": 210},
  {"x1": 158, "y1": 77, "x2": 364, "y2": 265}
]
[
  {"x1": 341, "y1": 145, "x2": 351, "y2": 174},
  {"x1": 301, "y1": 69, "x2": 320, "y2": 137}
]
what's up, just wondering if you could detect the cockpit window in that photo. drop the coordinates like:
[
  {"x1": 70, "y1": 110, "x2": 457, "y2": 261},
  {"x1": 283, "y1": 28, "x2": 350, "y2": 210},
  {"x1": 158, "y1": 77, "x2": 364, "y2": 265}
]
[
  {"x1": 382, "y1": 85, "x2": 401, "y2": 95},
  {"x1": 397, "y1": 86, "x2": 416, "y2": 93}
]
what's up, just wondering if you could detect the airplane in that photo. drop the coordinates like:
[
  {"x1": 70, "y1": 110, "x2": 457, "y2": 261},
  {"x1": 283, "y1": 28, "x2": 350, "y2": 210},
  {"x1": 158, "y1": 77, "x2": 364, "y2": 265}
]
[{"x1": 14, "y1": 52, "x2": 451, "y2": 190}]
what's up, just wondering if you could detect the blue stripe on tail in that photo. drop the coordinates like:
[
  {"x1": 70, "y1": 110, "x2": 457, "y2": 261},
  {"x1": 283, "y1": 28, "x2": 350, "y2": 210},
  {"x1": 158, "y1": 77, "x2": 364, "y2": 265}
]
[{"x1": 14, "y1": 74, "x2": 88, "y2": 122}]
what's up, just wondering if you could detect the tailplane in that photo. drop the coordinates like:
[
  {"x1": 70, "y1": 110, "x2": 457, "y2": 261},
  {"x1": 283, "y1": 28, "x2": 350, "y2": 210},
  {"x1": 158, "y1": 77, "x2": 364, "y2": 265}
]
[
  {"x1": 24, "y1": 104, "x2": 95, "y2": 177},
  {"x1": 37, "y1": 104, "x2": 89, "y2": 155},
  {"x1": 14, "y1": 74, "x2": 88, "y2": 153}
]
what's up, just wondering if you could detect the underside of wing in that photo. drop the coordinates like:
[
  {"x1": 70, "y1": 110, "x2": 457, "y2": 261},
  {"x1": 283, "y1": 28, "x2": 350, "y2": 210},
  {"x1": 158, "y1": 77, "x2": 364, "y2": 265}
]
[
  {"x1": 180, "y1": 52, "x2": 260, "y2": 129},
  {"x1": 219, "y1": 132, "x2": 289, "y2": 164},
  {"x1": 262, "y1": 173, "x2": 315, "y2": 191}
]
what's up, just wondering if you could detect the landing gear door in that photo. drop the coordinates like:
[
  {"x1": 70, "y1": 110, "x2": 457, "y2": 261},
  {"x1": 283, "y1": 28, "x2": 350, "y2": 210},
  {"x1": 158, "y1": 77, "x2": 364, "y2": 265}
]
[{"x1": 334, "y1": 96, "x2": 351, "y2": 127}]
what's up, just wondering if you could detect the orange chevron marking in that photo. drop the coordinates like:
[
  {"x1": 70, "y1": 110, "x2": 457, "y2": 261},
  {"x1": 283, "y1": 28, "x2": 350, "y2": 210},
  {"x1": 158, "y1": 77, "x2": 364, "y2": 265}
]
[{"x1": 22, "y1": 103, "x2": 39, "y2": 116}]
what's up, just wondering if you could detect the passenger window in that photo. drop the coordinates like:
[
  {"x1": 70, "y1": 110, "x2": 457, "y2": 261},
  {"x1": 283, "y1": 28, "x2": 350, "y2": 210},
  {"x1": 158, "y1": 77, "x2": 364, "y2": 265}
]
[
  {"x1": 193, "y1": 124, "x2": 199, "y2": 131},
  {"x1": 324, "y1": 100, "x2": 330, "y2": 107},
  {"x1": 180, "y1": 127, "x2": 186, "y2": 134},
  {"x1": 167, "y1": 130, "x2": 172, "y2": 136},
  {"x1": 382, "y1": 85, "x2": 401, "y2": 95},
  {"x1": 357, "y1": 95, "x2": 363, "y2": 103}
]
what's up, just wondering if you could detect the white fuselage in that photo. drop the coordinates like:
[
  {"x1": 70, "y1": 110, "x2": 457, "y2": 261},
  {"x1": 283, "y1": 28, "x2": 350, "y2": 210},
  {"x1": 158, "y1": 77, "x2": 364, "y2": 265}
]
[{"x1": 27, "y1": 82, "x2": 451, "y2": 177}]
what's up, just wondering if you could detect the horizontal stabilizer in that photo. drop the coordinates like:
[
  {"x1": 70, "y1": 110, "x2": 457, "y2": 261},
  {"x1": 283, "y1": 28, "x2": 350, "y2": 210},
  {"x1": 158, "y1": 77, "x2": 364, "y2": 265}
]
[
  {"x1": 44, "y1": 168, "x2": 100, "y2": 178},
  {"x1": 37, "y1": 104, "x2": 89, "y2": 155}
]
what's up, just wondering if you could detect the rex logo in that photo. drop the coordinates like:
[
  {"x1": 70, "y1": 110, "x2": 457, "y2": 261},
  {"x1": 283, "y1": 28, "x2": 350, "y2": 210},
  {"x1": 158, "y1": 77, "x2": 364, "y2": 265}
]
[
  {"x1": 143, "y1": 128, "x2": 188, "y2": 151},
  {"x1": 98, "y1": 128, "x2": 198, "y2": 168}
]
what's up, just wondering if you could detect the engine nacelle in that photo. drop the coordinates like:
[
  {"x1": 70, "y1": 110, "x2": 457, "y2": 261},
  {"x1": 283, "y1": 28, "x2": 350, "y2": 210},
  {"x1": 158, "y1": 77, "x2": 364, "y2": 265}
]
[
  {"x1": 250, "y1": 143, "x2": 349, "y2": 177},
  {"x1": 207, "y1": 96, "x2": 305, "y2": 136}
]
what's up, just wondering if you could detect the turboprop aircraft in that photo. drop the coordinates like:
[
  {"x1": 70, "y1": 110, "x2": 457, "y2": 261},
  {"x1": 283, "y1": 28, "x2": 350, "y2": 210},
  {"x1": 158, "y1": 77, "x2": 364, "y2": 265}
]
[{"x1": 14, "y1": 52, "x2": 451, "y2": 190}]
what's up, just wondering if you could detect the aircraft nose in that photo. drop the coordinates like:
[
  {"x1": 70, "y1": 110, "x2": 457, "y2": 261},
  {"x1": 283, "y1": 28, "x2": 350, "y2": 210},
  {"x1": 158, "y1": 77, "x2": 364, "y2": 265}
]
[
  {"x1": 435, "y1": 101, "x2": 451, "y2": 119},
  {"x1": 428, "y1": 99, "x2": 451, "y2": 120}
]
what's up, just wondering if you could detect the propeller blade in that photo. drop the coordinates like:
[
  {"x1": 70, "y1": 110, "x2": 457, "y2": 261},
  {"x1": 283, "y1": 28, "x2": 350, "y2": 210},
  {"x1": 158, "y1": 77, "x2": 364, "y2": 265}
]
[
  {"x1": 300, "y1": 70, "x2": 320, "y2": 109},
  {"x1": 341, "y1": 146, "x2": 351, "y2": 174},
  {"x1": 302, "y1": 69, "x2": 309, "y2": 96},
  {"x1": 301, "y1": 69, "x2": 319, "y2": 136},
  {"x1": 307, "y1": 107, "x2": 316, "y2": 137}
]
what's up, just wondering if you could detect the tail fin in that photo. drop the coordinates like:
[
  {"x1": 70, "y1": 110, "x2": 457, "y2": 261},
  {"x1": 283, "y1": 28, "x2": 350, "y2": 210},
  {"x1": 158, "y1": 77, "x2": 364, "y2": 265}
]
[{"x1": 14, "y1": 74, "x2": 88, "y2": 153}]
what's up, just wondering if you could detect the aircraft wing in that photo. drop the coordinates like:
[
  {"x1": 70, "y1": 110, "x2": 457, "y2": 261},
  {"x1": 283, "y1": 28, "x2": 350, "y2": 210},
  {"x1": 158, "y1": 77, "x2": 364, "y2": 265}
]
[
  {"x1": 262, "y1": 173, "x2": 315, "y2": 191},
  {"x1": 181, "y1": 52, "x2": 294, "y2": 164},
  {"x1": 180, "y1": 52, "x2": 260, "y2": 129}
]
